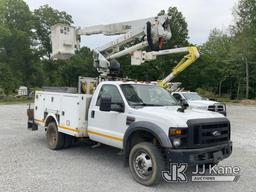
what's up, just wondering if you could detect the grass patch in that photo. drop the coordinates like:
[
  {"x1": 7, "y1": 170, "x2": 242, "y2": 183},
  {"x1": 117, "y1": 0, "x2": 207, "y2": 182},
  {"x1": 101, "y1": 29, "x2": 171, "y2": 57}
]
[
  {"x1": 0, "y1": 96, "x2": 31, "y2": 105},
  {"x1": 196, "y1": 88, "x2": 242, "y2": 104}
]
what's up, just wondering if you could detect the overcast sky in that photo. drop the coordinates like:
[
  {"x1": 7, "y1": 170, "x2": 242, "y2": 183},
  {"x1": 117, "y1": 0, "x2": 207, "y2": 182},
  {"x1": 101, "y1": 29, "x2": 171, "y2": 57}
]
[{"x1": 25, "y1": 0, "x2": 239, "y2": 48}]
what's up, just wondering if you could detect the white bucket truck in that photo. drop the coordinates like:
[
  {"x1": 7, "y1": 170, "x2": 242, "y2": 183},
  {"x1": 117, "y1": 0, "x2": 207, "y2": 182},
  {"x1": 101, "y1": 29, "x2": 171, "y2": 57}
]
[{"x1": 27, "y1": 15, "x2": 232, "y2": 185}]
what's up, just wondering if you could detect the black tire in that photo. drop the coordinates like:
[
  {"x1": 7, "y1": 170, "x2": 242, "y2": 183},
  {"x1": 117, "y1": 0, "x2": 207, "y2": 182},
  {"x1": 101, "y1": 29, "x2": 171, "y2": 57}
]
[
  {"x1": 46, "y1": 122, "x2": 64, "y2": 150},
  {"x1": 63, "y1": 134, "x2": 74, "y2": 148},
  {"x1": 129, "y1": 142, "x2": 164, "y2": 186}
]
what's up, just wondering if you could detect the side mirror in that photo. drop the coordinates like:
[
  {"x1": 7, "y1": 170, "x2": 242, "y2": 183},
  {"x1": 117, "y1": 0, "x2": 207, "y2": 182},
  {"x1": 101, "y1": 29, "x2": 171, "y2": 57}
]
[
  {"x1": 111, "y1": 102, "x2": 125, "y2": 113},
  {"x1": 177, "y1": 99, "x2": 189, "y2": 113},
  {"x1": 99, "y1": 96, "x2": 125, "y2": 113},
  {"x1": 99, "y1": 96, "x2": 111, "y2": 112},
  {"x1": 180, "y1": 99, "x2": 189, "y2": 108}
]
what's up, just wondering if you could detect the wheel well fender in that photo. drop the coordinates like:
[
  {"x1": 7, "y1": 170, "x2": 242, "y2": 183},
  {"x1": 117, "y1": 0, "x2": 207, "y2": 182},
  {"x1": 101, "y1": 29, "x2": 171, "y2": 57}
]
[
  {"x1": 123, "y1": 121, "x2": 172, "y2": 163},
  {"x1": 44, "y1": 114, "x2": 58, "y2": 127}
]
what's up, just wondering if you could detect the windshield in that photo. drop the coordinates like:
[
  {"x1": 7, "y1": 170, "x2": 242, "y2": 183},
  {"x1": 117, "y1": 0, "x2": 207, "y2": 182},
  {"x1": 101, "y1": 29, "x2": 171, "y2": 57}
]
[
  {"x1": 120, "y1": 84, "x2": 178, "y2": 107},
  {"x1": 183, "y1": 92, "x2": 202, "y2": 101}
]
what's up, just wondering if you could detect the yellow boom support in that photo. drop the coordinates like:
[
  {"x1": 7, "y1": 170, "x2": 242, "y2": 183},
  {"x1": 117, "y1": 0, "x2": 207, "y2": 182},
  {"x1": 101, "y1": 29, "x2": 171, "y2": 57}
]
[{"x1": 157, "y1": 46, "x2": 200, "y2": 89}]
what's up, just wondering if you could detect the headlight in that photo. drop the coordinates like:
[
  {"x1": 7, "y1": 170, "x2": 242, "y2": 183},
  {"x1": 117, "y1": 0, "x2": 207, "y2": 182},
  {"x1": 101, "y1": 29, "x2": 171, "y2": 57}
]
[
  {"x1": 172, "y1": 138, "x2": 181, "y2": 147},
  {"x1": 169, "y1": 128, "x2": 184, "y2": 136},
  {"x1": 169, "y1": 128, "x2": 187, "y2": 148},
  {"x1": 222, "y1": 103, "x2": 226, "y2": 112}
]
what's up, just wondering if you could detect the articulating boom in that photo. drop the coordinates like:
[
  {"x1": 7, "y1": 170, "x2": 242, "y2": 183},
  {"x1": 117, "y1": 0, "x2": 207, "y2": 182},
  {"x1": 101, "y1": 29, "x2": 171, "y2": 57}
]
[
  {"x1": 157, "y1": 46, "x2": 200, "y2": 88},
  {"x1": 50, "y1": 15, "x2": 199, "y2": 85},
  {"x1": 51, "y1": 15, "x2": 172, "y2": 76}
]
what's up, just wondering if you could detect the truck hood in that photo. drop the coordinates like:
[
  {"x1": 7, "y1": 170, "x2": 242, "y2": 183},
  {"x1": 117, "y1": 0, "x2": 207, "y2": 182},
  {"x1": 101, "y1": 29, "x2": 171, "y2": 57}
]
[
  {"x1": 187, "y1": 100, "x2": 219, "y2": 107},
  {"x1": 131, "y1": 106, "x2": 225, "y2": 127}
]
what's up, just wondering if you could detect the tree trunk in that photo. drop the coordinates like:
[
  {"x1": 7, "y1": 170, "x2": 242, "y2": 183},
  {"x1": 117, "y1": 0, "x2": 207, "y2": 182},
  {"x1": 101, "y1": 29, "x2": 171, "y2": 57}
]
[
  {"x1": 236, "y1": 79, "x2": 240, "y2": 100},
  {"x1": 245, "y1": 58, "x2": 249, "y2": 99},
  {"x1": 218, "y1": 81, "x2": 223, "y2": 97}
]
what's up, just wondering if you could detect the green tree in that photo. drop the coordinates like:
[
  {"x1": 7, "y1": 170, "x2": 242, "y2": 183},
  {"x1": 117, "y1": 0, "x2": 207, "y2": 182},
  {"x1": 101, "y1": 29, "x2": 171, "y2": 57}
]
[
  {"x1": 0, "y1": 0, "x2": 48, "y2": 92},
  {"x1": 0, "y1": 0, "x2": 37, "y2": 89},
  {"x1": 41, "y1": 47, "x2": 97, "y2": 87},
  {"x1": 232, "y1": 0, "x2": 256, "y2": 98},
  {"x1": 200, "y1": 29, "x2": 234, "y2": 96},
  {"x1": 0, "y1": 63, "x2": 17, "y2": 95},
  {"x1": 60, "y1": 48, "x2": 98, "y2": 86},
  {"x1": 165, "y1": 7, "x2": 189, "y2": 47},
  {"x1": 0, "y1": 0, "x2": 33, "y2": 32},
  {"x1": 183, "y1": 0, "x2": 256, "y2": 99}
]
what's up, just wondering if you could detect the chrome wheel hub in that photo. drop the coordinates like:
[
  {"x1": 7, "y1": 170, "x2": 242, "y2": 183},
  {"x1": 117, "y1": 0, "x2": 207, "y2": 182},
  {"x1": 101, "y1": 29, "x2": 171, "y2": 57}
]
[{"x1": 134, "y1": 152, "x2": 153, "y2": 178}]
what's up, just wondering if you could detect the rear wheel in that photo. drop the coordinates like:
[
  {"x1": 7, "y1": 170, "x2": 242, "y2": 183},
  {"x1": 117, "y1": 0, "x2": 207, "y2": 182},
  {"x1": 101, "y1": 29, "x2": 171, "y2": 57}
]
[
  {"x1": 46, "y1": 122, "x2": 64, "y2": 150},
  {"x1": 129, "y1": 142, "x2": 164, "y2": 186}
]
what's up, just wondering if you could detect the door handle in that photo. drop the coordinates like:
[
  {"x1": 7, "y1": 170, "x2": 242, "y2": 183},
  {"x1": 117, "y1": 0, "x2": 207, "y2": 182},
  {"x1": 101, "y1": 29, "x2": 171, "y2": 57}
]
[{"x1": 91, "y1": 110, "x2": 95, "y2": 118}]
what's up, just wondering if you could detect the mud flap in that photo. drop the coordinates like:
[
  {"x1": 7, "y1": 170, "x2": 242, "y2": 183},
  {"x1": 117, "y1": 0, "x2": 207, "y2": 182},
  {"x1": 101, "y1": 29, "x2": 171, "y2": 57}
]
[
  {"x1": 27, "y1": 107, "x2": 38, "y2": 131},
  {"x1": 27, "y1": 120, "x2": 38, "y2": 131}
]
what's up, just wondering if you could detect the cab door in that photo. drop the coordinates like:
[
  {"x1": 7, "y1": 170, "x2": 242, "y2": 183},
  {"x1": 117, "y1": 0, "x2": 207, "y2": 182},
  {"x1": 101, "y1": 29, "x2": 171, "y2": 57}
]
[{"x1": 88, "y1": 84, "x2": 127, "y2": 148}]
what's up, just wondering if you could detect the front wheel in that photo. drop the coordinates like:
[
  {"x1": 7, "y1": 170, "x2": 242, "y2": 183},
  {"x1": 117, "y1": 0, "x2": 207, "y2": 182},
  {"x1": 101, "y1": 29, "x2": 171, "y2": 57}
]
[{"x1": 129, "y1": 142, "x2": 164, "y2": 186}]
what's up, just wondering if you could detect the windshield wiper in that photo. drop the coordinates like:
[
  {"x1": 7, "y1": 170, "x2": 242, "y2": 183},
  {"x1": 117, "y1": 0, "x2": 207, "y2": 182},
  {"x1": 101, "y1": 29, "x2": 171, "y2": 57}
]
[{"x1": 132, "y1": 102, "x2": 164, "y2": 107}]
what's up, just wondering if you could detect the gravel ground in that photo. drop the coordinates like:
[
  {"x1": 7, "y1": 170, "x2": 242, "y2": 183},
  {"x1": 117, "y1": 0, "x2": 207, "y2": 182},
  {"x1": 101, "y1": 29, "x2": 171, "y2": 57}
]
[{"x1": 0, "y1": 104, "x2": 255, "y2": 192}]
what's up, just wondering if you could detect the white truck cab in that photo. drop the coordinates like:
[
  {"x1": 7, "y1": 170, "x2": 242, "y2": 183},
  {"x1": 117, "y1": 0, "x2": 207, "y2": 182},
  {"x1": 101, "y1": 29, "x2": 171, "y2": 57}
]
[
  {"x1": 171, "y1": 91, "x2": 227, "y2": 116},
  {"x1": 28, "y1": 81, "x2": 232, "y2": 186}
]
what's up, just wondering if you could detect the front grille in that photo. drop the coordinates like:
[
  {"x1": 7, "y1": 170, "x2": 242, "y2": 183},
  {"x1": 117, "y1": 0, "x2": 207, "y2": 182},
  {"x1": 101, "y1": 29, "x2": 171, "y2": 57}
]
[
  {"x1": 217, "y1": 105, "x2": 224, "y2": 112},
  {"x1": 208, "y1": 104, "x2": 225, "y2": 112},
  {"x1": 208, "y1": 105, "x2": 215, "y2": 111},
  {"x1": 186, "y1": 118, "x2": 230, "y2": 148}
]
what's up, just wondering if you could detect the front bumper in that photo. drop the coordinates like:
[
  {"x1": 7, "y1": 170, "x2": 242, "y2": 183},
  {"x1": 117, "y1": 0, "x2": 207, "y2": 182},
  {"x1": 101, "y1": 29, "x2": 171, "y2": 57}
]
[
  {"x1": 165, "y1": 141, "x2": 232, "y2": 165},
  {"x1": 219, "y1": 111, "x2": 227, "y2": 116}
]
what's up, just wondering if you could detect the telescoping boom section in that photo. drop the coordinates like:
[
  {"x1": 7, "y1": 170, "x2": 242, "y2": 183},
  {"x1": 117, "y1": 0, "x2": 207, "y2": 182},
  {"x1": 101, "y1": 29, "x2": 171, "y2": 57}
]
[{"x1": 50, "y1": 15, "x2": 199, "y2": 84}]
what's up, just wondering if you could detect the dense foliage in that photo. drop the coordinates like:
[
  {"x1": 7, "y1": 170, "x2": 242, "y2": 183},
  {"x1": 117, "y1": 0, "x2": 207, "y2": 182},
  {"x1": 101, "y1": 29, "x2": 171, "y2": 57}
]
[{"x1": 0, "y1": 0, "x2": 255, "y2": 99}]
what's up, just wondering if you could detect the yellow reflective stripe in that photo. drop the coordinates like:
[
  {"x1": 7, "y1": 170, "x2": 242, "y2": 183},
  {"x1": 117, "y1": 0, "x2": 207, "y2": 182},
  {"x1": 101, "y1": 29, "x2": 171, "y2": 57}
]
[
  {"x1": 35, "y1": 119, "x2": 44, "y2": 122},
  {"x1": 34, "y1": 118, "x2": 79, "y2": 133},
  {"x1": 88, "y1": 130, "x2": 123, "y2": 142},
  {"x1": 58, "y1": 125, "x2": 80, "y2": 133},
  {"x1": 34, "y1": 119, "x2": 44, "y2": 125}
]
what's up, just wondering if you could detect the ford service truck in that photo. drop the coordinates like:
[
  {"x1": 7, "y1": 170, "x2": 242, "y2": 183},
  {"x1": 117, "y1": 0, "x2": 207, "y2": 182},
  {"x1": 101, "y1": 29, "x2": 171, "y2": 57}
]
[
  {"x1": 28, "y1": 81, "x2": 232, "y2": 185},
  {"x1": 27, "y1": 15, "x2": 232, "y2": 186}
]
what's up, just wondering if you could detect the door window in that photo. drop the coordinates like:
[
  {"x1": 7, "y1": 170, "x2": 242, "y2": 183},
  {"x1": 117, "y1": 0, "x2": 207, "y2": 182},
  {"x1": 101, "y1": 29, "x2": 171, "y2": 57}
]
[{"x1": 96, "y1": 85, "x2": 124, "y2": 109}]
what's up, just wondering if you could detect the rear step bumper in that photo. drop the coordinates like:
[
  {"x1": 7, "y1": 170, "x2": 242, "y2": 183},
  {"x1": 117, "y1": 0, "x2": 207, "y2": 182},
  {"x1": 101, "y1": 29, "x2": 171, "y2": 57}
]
[
  {"x1": 28, "y1": 120, "x2": 38, "y2": 131},
  {"x1": 27, "y1": 108, "x2": 38, "y2": 131}
]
